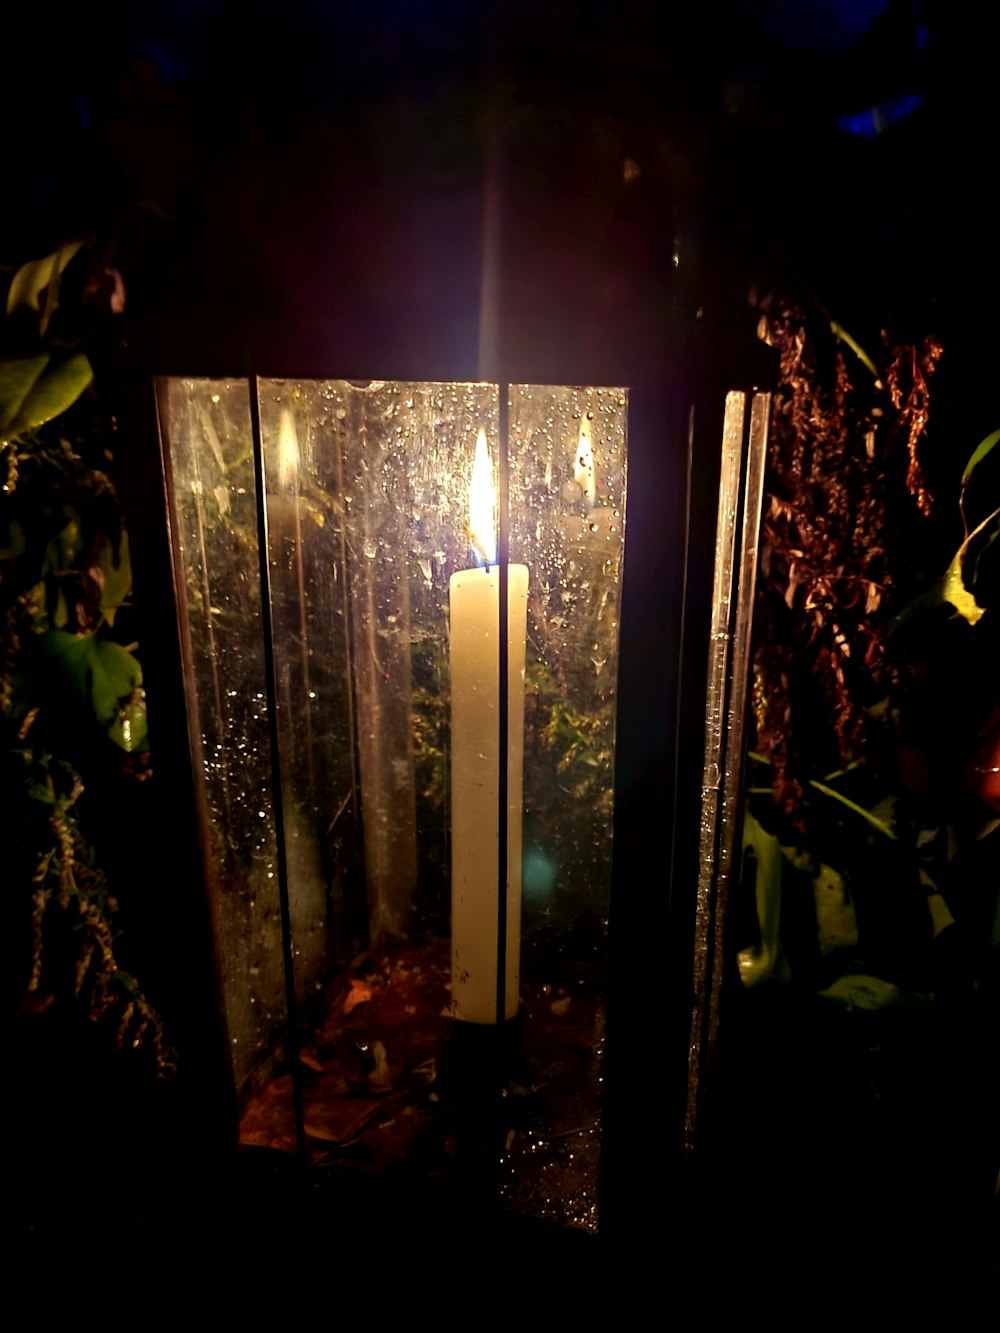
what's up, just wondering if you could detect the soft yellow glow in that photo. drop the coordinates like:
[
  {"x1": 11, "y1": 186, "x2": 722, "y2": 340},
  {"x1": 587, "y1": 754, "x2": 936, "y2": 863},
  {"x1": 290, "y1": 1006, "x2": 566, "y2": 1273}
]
[
  {"x1": 575, "y1": 414, "x2": 596, "y2": 508},
  {"x1": 468, "y1": 427, "x2": 496, "y2": 566},
  {"x1": 277, "y1": 407, "x2": 300, "y2": 489}
]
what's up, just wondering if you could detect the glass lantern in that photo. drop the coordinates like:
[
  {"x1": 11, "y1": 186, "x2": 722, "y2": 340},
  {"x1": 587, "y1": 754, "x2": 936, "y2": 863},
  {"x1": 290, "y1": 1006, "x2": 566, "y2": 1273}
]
[{"x1": 156, "y1": 376, "x2": 627, "y2": 1231}]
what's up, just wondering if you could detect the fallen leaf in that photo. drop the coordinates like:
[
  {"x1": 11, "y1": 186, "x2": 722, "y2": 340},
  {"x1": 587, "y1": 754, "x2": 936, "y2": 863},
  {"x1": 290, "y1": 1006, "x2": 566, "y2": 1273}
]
[{"x1": 343, "y1": 978, "x2": 373, "y2": 1014}]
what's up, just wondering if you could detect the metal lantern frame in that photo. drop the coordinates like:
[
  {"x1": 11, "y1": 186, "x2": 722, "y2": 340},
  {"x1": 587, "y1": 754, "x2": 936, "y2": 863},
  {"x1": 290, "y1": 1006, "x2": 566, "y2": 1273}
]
[{"x1": 117, "y1": 129, "x2": 772, "y2": 1245}]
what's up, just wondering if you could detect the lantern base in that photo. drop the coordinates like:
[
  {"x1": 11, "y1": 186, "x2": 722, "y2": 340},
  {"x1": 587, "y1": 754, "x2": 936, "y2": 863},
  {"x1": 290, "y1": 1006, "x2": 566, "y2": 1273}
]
[
  {"x1": 236, "y1": 935, "x2": 603, "y2": 1231},
  {"x1": 447, "y1": 1014, "x2": 536, "y2": 1104}
]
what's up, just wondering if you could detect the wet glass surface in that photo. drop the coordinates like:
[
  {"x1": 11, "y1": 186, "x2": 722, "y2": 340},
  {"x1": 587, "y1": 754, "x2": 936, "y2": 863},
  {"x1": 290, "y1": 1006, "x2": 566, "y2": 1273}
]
[
  {"x1": 161, "y1": 378, "x2": 627, "y2": 1232},
  {"x1": 159, "y1": 378, "x2": 286, "y2": 1091}
]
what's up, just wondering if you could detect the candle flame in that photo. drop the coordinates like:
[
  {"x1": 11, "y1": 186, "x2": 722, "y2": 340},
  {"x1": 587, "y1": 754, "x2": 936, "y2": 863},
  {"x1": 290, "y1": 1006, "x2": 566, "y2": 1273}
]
[
  {"x1": 575, "y1": 414, "x2": 596, "y2": 508},
  {"x1": 468, "y1": 427, "x2": 496, "y2": 566},
  {"x1": 278, "y1": 407, "x2": 300, "y2": 489}
]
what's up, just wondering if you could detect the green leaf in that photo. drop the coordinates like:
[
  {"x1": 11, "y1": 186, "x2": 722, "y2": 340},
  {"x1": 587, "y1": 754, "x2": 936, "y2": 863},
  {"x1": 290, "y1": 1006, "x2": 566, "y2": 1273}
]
[
  {"x1": 891, "y1": 508, "x2": 999, "y2": 634},
  {"x1": 0, "y1": 355, "x2": 50, "y2": 432},
  {"x1": 830, "y1": 320, "x2": 878, "y2": 378},
  {"x1": 98, "y1": 527, "x2": 132, "y2": 625},
  {"x1": 940, "y1": 548, "x2": 987, "y2": 625},
  {"x1": 9, "y1": 353, "x2": 92, "y2": 434},
  {"x1": 817, "y1": 974, "x2": 902, "y2": 1010},
  {"x1": 738, "y1": 810, "x2": 784, "y2": 987},
  {"x1": 38, "y1": 630, "x2": 145, "y2": 750},
  {"x1": 808, "y1": 780, "x2": 898, "y2": 838},
  {"x1": 23, "y1": 580, "x2": 48, "y2": 632},
  {"x1": 45, "y1": 516, "x2": 83, "y2": 571},
  {"x1": 27, "y1": 779, "x2": 56, "y2": 805},
  {"x1": 961, "y1": 428, "x2": 1000, "y2": 487},
  {"x1": 0, "y1": 518, "x2": 26, "y2": 560},
  {"x1": 6, "y1": 241, "x2": 84, "y2": 320},
  {"x1": 108, "y1": 691, "x2": 148, "y2": 753},
  {"x1": 813, "y1": 863, "x2": 859, "y2": 955}
]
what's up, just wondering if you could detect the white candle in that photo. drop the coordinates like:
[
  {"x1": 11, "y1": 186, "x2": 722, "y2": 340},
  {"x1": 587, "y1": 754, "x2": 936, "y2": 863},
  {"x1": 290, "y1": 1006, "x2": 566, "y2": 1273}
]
[{"x1": 450, "y1": 430, "x2": 528, "y2": 1023}]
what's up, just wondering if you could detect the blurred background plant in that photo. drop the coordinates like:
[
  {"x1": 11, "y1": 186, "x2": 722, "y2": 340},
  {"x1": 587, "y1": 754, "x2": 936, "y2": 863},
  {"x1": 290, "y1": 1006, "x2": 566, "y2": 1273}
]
[
  {"x1": 1, "y1": 239, "x2": 172, "y2": 1075},
  {"x1": 736, "y1": 294, "x2": 999, "y2": 1013}
]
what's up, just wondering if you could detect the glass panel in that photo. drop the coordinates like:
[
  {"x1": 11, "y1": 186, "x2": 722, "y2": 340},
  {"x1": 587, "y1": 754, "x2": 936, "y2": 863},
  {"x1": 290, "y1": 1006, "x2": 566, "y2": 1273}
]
[
  {"x1": 503, "y1": 384, "x2": 628, "y2": 1230},
  {"x1": 259, "y1": 378, "x2": 500, "y2": 940},
  {"x1": 157, "y1": 378, "x2": 286, "y2": 1094},
  {"x1": 686, "y1": 390, "x2": 771, "y2": 1145},
  {"x1": 244, "y1": 380, "x2": 503, "y2": 1156},
  {"x1": 162, "y1": 378, "x2": 628, "y2": 1233},
  {"x1": 687, "y1": 389, "x2": 746, "y2": 1146},
  {"x1": 256, "y1": 384, "x2": 362, "y2": 1014}
]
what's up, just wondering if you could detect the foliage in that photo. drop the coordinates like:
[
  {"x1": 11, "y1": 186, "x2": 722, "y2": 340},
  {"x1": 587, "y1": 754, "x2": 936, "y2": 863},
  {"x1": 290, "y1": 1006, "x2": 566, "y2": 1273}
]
[
  {"x1": 410, "y1": 641, "x2": 448, "y2": 811},
  {"x1": 753, "y1": 303, "x2": 943, "y2": 819},
  {"x1": 742, "y1": 301, "x2": 998, "y2": 1007},
  {"x1": 1, "y1": 242, "x2": 172, "y2": 1075},
  {"x1": 528, "y1": 656, "x2": 614, "y2": 819}
]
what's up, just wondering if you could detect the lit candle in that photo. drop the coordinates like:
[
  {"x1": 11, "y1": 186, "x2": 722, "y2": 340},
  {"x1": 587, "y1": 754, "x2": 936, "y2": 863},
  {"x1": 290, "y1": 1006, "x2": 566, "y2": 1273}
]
[{"x1": 450, "y1": 428, "x2": 528, "y2": 1023}]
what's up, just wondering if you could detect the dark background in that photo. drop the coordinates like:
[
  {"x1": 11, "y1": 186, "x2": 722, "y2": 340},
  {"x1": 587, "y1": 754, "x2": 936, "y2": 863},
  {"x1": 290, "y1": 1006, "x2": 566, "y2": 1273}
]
[{"x1": 4, "y1": 1, "x2": 996, "y2": 384}]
